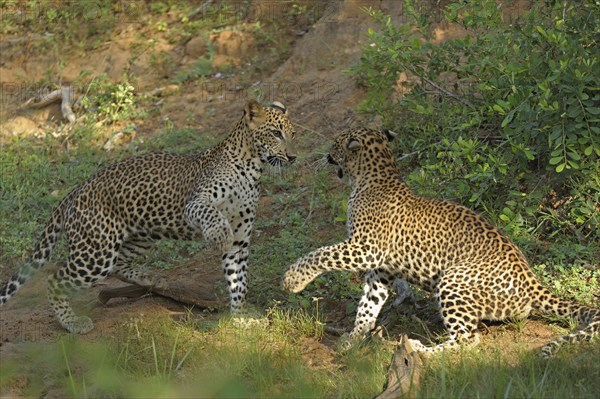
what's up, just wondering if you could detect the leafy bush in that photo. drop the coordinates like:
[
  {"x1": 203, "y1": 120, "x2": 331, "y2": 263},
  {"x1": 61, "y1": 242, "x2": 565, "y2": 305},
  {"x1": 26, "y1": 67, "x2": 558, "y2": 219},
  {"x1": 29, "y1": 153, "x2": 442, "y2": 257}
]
[
  {"x1": 80, "y1": 75, "x2": 139, "y2": 122},
  {"x1": 350, "y1": 1, "x2": 599, "y2": 251}
]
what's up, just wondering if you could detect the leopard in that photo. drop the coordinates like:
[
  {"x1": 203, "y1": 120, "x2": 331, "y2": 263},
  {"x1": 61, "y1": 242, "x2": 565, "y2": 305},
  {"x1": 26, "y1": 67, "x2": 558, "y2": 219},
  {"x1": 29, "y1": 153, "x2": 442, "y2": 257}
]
[
  {"x1": 282, "y1": 127, "x2": 599, "y2": 357},
  {"x1": 1, "y1": 100, "x2": 296, "y2": 334}
]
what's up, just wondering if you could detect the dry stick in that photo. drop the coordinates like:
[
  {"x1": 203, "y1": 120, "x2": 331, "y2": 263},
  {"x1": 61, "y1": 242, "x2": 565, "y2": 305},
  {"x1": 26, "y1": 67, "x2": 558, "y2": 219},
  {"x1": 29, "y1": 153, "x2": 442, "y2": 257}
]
[
  {"x1": 187, "y1": 0, "x2": 215, "y2": 20},
  {"x1": 396, "y1": 140, "x2": 444, "y2": 162},
  {"x1": 376, "y1": 335, "x2": 424, "y2": 399},
  {"x1": 172, "y1": 0, "x2": 216, "y2": 27},
  {"x1": 21, "y1": 88, "x2": 63, "y2": 109},
  {"x1": 324, "y1": 326, "x2": 346, "y2": 336},
  {"x1": 293, "y1": 121, "x2": 329, "y2": 140},
  {"x1": 399, "y1": 62, "x2": 476, "y2": 109}
]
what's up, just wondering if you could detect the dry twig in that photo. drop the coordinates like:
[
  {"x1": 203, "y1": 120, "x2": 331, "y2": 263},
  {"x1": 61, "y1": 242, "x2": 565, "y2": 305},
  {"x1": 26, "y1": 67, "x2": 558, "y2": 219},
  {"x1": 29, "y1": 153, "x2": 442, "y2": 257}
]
[{"x1": 376, "y1": 335, "x2": 424, "y2": 399}]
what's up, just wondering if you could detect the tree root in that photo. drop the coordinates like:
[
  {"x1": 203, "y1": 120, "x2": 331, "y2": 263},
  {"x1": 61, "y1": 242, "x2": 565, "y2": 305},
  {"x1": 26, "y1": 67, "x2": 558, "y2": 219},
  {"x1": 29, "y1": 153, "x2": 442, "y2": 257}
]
[
  {"x1": 21, "y1": 86, "x2": 76, "y2": 124},
  {"x1": 98, "y1": 276, "x2": 227, "y2": 310}
]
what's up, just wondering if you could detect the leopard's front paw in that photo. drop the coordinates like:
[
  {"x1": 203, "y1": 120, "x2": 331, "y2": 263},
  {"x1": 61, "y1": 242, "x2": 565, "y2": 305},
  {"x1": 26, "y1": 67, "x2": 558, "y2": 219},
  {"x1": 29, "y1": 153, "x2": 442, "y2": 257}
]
[
  {"x1": 281, "y1": 268, "x2": 305, "y2": 293},
  {"x1": 63, "y1": 316, "x2": 94, "y2": 334},
  {"x1": 232, "y1": 315, "x2": 268, "y2": 329},
  {"x1": 338, "y1": 332, "x2": 354, "y2": 351}
]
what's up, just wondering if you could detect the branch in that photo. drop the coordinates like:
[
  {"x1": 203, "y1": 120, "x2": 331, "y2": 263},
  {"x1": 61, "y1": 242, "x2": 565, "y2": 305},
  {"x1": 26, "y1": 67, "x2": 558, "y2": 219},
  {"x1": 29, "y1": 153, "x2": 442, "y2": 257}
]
[
  {"x1": 399, "y1": 63, "x2": 476, "y2": 109},
  {"x1": 20, "y1": 86, "x2": 77, "y2": 124},
  {"x1": 60, "y1": 86, "x2": 76, "y2": 124},
  {"x1": 98, "y1": 276, "x2": 227, "y2": 309}
]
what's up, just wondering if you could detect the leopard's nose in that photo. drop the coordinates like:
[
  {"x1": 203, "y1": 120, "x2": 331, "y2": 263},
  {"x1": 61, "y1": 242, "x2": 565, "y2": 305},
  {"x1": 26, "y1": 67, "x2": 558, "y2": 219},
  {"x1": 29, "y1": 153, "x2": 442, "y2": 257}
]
[{"x1": 287, "y1": 155, "x2": 297, "y2": 163}]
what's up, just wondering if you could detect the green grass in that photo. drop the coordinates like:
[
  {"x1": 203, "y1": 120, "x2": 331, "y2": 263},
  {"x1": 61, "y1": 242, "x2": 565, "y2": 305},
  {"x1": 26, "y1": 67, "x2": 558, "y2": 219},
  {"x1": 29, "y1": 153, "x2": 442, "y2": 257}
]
[
  {"x1": 418, "y1": 346, "x2": 600, "y2": 399},
  {"x1": 2, "y1": 311, "x2": 598, "y2": 398},
  {"x1": 0, "y1": 310, "x2": 389, "y2": 398}
]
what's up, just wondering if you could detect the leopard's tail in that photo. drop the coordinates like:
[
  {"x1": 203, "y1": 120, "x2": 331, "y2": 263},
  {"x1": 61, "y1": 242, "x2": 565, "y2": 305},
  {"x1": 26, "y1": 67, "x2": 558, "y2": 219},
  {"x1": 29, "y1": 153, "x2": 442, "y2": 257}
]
[
  {"x1": 533, "y1": 285, "x2": 599, "y2": 357},
  {"x1": 0, "y1": 207, "x2": 63, "y2": 305}
]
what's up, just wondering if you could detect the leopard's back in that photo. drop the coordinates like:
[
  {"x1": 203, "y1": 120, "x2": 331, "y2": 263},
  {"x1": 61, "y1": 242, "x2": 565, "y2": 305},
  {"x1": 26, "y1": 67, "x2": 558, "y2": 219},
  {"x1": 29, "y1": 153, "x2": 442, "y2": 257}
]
[{"x1": 62, "y1": 152, "x2": 203, "y2": 240}]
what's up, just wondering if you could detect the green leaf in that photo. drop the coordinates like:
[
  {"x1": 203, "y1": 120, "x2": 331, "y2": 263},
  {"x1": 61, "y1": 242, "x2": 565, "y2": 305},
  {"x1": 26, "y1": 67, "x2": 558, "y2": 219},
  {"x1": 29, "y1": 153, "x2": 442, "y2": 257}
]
[
  {"x1": 579, "y1": 207, "x2": 591, "y2": 215},
  {"x1": 501, "y1": 111, "x2": 514, "y2": 128},
  {"x1": 584, "y1": 146, "x2": 593, "y2": 156},
  {"x1": 549, "y1": 156, "x2": 562, "y2": 165},
  {"x1": 550, "y1": 148, "x2": 563, "y2": 157},
  {"x1": 567, "y1": 107, "x2": 581, "y2": 118},
  {"x1": 536, "y1": 25, "x2": 548, "y2": 38},
  {"x1": 586, "y1": 107, "x2": 600, "y2": 115},
  {"x1": 549, "y1": 129, "x2": 562, "y2": 141},
  {"x1": 524, "y1": 150, "x2": 535, "y2": 160},
  {"x1": 567, "y1": 160, "x2": 580, "y2": 169},
  {"x1": 555, "y1": 163, "x2": 566, "y2": 173},
  {"x1": 469, "y1": 193, "x2": 480, "y2": 203}
]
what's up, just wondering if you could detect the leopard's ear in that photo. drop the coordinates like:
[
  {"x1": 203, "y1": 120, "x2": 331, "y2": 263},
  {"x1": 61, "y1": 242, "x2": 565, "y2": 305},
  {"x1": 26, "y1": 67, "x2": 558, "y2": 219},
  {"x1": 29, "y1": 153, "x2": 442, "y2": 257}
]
[
  {"x1": 347, "y1": 138, "x2": 361, "y2": 151},
  {"x1": 382, "y1": 128, "x2": 398, "y2": 142},
  {"x1": 269, "y1": 101, "x2": 287, "y2": 115},
  {"x1": 244, "y1": 100, "x2": 267, "y2": 129}
]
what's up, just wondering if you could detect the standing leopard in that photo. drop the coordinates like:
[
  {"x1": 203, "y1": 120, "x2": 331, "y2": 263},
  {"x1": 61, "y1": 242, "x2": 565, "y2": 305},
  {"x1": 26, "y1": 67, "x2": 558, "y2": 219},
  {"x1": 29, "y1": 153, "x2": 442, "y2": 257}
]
[
  {"x1": 1, "y1": 100, "x2": 296, "y2": 334},
  {"x1": 283, "y1": 127, "x2": 599, "y2": 357}
]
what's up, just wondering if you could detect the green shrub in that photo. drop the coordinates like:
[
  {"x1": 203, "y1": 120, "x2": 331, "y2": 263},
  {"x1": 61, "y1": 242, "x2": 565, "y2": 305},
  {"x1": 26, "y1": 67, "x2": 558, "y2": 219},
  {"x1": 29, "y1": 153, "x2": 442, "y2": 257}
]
[
  {"x1": 350, "y1": 1, "x2": 599, "y2": 253},
  {"x1": 80, "y1": 74, "x2": 140, "y2": 122}
]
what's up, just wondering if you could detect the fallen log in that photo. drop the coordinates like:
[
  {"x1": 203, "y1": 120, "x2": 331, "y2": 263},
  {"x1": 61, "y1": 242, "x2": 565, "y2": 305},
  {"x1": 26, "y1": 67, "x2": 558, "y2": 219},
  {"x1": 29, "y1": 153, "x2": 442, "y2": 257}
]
[
  {"x1": 98, "y1": 276, "x2": 227, "y2": 310},
  {"x1": 376, "y1": 335, "x2": 424, "y2": 399},
  {"x1": 21, "y1": 86, "x2": 76, "y2": 123}
]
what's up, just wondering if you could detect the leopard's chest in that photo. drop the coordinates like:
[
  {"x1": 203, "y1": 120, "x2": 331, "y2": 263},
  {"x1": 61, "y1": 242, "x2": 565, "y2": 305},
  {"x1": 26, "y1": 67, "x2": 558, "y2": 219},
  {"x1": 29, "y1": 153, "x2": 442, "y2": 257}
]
[
  {"x1": 222, "y1": 180, "x2": 259, "y2": 209},
  {"x1": 216, "y1": 161, "x2": 262, "y2": 218}
]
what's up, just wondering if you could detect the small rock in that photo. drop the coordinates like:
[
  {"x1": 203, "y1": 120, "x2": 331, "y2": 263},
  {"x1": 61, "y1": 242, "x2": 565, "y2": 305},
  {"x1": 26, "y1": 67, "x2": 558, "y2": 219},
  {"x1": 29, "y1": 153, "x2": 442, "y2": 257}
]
[
  {"x1": 104, "y1": 132, "x2": 125, "y2": 151},
  {"x1": 185, "y1": 36, "x2": 207, "y2": 58}
]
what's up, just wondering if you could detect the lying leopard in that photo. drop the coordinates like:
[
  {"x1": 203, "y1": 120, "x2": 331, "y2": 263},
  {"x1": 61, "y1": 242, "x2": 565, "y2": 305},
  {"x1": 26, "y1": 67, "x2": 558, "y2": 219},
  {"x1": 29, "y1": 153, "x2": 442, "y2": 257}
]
[
  {"x1": 1, "y1": 100, "x2": 296, "y2": 334},
  {"x1": 283, "y1": 127, "x2": 598, "y2": 357}
]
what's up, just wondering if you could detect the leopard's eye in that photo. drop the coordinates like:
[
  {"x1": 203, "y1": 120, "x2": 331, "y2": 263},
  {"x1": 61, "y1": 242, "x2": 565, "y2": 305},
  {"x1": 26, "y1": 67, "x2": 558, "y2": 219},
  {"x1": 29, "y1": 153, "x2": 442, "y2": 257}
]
[{"x1": 272, "y1": 130, "x2": 284, "y2": 139}]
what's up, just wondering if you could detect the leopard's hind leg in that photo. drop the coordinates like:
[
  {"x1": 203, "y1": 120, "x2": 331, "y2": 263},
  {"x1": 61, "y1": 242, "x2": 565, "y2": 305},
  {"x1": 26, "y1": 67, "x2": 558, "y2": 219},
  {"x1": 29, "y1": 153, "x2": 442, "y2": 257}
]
[
  {"x1": 48, "y1": 233, "x2": 120, "y2": 334},
  {"x1": 113, "y1": 239, "x2": 166, "y2": 289},
  {"x1": 349, "y1": 269, "x2": 395, "y2": 341},
  {"x1": 409, "y1": 281, "x2": 482, "y2": 353},
  {"x1": 410, "y1": 267, "x2": 535, "y2": 354}
]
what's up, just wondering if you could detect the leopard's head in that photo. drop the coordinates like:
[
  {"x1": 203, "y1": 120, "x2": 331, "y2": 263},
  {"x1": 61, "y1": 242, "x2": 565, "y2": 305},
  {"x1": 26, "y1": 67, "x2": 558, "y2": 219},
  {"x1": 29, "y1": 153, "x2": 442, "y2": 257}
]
[
  {"x1": 244, "y1": 100, "x2": 296, "y2": 168},
  {"x1": 327, "y1": 127, "x2": 397, "y2": 181}
]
